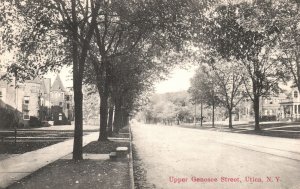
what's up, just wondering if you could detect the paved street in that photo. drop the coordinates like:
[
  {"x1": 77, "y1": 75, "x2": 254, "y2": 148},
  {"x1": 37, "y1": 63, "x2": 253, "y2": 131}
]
[{"x1": 132, "y1": 123, "x2": 300, "y2": 189}]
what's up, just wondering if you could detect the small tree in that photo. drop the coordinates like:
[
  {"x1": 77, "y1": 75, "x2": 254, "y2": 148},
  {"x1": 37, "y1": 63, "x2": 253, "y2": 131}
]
[
  {"x1": 189, "y1": 65, "x2": 221, "y2": 127},
  {"x1": 210, "y1": 59, "x2": 245, "y2": 128}
]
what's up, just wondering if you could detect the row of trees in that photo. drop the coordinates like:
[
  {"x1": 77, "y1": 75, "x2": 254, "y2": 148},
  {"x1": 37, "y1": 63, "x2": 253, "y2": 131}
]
[
  {"x1": 138, "y1": 91, "x2": 193, "y2": 125},
  {"x1": 189, "y1": 0, "x2": 300, "y2": 130},
  {"x1": 3, "y1": 0, "x2": 300, "y2": 159},
  {"x1": 0, "y1": 0, "x2": 215, "y2": 160},
  {"x1": 137, "y1": 91, "x2": 227, "y2": 125}
]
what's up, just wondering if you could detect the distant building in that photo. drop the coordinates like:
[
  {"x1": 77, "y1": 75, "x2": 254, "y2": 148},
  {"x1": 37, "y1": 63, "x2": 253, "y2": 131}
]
[
  {"x1": 279, "y1": 87, "x2": 300, "y2": 121},
  {"x1": 0, "y1": 73, "x2": 73, "y2": 127},
  {"x1": 237, "y1": 93, "x2": 287, "y2": 122},
  {"x1": 50, "y1": 75, "x2": 74, "y2": 122}
]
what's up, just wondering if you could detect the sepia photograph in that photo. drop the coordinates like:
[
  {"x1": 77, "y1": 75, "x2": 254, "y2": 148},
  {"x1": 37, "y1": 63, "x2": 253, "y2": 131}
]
[{"x1": 0, "y1": 0, "x2": 300, "y2": 188}]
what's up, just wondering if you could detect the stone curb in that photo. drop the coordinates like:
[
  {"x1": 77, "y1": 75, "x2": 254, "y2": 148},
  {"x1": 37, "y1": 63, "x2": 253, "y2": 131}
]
[{"x1": 128, "y1": 124, "x2": 135, "y2": 189}]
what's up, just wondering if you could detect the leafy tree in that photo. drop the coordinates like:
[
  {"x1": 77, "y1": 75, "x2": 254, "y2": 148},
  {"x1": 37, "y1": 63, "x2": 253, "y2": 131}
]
[
  {"x1": 200, "y1": 3, "x2": 286, "y2": 130},
  {"x1": 139, "y1": 91, "x2": 194, "y2": 125},
  {"x1": 84, "y1": 0, "x2": 213, "y2": 140},
  {"x1": 189, "y1": 65, "x2": 221, "y2": 127},
  {"x1": 1, "y1": 0, "x2": 101, "y2": 160},
  {"x1": 82, "y1": 87, "x2": 100, "y2": 124},
  {"x1": 249, "y1": 1, "x2": 300, "y2": 93},
  {"x1": 210, "y1": 59, "x2": 245, "y2": 128}
]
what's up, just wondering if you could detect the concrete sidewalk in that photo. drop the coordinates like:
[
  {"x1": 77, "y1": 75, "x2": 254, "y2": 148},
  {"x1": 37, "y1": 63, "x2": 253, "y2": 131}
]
[{"x1": 0, "y1": 132, "x2": 98, "y2": 188}]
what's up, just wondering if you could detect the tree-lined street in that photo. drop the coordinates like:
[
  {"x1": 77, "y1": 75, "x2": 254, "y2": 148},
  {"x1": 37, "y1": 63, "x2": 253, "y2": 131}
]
[
  {"x1": 132, "y1": 123, "x2": 300, "y2": 189},
  {"x1": 2, "y1": 0, "x2": 300, "y2": 188}
]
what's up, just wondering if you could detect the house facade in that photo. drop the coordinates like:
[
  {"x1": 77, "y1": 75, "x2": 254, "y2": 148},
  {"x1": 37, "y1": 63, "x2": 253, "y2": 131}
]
[
  {"x1": 237, "y1": 88, "x2": 300, "y2": 121},
  {"x1": 279, "y1": 88, "x2": 300, "y2": 121},
  {"x1": 50, "y1": 75, "x2": 74, "y2": 123},
  {"x1": 0, "y1": 73, "x2": 73, "y2": 127}
]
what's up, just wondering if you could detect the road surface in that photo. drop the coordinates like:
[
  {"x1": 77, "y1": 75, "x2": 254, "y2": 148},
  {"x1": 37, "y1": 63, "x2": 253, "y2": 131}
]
[{"x1": 132, "y1": 123, "x2": 300, "y2": 189}]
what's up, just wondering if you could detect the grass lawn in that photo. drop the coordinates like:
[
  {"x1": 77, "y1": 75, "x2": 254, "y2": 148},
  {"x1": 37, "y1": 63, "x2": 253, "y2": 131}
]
[{"x1": 0, "y1": 141, "x2": 63, "y2": 154}]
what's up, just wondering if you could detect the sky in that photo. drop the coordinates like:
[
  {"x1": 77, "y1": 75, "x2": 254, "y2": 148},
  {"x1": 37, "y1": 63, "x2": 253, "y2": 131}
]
[
  {"x1": 45, "y1": 65, "x2": 197, "y2": 94},
  {"x1": 154, "y1": 66, "x2": 197, "y2": 94},
  {"x1": 45, "y1": 66, "x2": 73, "y2": 87}
]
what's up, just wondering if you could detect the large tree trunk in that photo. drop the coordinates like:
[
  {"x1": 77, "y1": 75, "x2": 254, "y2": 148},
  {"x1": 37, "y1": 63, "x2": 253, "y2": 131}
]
[
  {"x1": 70, "y1": 0, "x2": 99, "y2": 160},
  {"x1": 212, "y1": 102, "x2": 215, "y2": 128},
  {"x1": 72, "y1": 81, "x2": 83, "y2": 160},
  {"x1": 121, "y1": 110, "x2": 129, "y2": 128},
  {"x1": 113, "y1": 98, "x2": 122, "y2": 133},
  {"x1": 99, "y1": 94, "x2": 109, "y2": 141},
  {"x1": 253, "y1": 94, "x2": 260, "y2": 131},
  {"x1": 107, "y1": 106, "x2": 114, "y2": 137},
  {"x1": 228, "y1": 108, "x2": 233, "y2": 129},
  {"x1": 71, "y1": 0, "x2": 82, "y2": 160},
  {"x1": 99, "y1": 92, "x2": 109, "y2": 141},
  {"x1": 97, "y1": 59, "x2": 111, "y2": 141}
]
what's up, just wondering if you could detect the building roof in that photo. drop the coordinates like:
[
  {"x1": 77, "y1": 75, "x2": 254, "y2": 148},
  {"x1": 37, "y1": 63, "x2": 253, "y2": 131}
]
[
  {"x1": 43, "y1": 78, "x2": 51, "y2": 94},
  {"x1": 51, "y1": 74, "x2": 66, "y2": 92},
  {"x1": 26, "y1": 77, "x2": 42, "y2": 84}
]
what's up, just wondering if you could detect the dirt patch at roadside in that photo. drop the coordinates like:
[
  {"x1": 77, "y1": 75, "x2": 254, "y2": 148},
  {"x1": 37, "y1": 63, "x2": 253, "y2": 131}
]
[{"x1": 132, "y1": 145, "x2": 156, "y2": 189}]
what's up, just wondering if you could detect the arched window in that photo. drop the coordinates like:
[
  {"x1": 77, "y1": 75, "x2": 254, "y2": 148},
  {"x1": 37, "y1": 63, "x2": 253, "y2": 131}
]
[{"x1": 294, "y1": 91, "x2": 298, "y2": 98}]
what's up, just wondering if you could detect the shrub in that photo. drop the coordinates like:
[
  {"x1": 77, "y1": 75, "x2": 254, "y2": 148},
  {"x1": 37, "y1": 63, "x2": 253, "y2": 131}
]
[
  {"x1": 0, "y1": 107, "x2": 19, "y2": 129},
  {"x1": 259, "y1": 115, "x2": 277, "y2": 122},
  {"x1": 28, "y1": 116, "x2": 42, "y2": 127},
  {"x1": 51, "y1": 106, "x2": 71, "y2": 125}
]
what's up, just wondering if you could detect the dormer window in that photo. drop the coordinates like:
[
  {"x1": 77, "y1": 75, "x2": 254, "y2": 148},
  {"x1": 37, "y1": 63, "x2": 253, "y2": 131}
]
[{"x1": 294, "y1": 91, "x2": 298, "y2": 98}]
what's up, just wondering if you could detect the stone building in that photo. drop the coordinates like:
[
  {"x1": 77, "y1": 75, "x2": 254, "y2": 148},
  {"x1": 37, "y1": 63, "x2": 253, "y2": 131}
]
[
  {"x1": 0, "y1": 73, "x2": 73, "y2": 127},
  {"x1": 50, "y1": 75, "x2": 74, "y2": 123}
]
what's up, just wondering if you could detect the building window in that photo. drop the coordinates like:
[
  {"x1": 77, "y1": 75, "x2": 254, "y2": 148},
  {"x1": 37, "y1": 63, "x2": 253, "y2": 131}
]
[
  {"x1": 298, "y1": 105, "x2": 300, "y2": 114},
  {"x1": 24, "y1": 96, "x2": 30, "y2": 104},
  {"x1": 65, "y1": 95, "x2": 70, "y2": 101},
  {"x1": 295, "y1": 105, "x2": 298, "y2": 114},
  {"x1": 265, "y1": 110, "x2": 268, "y2": 115},
  {"x1": 269, "y1": 110, "x2": 273, "y2": 115},
  {"x1": 59, "y1": 102, "x2": 63, "y2": 106},
  {"x1": 294, "y1": 91, "x2": 298, "y2": 98},
  {"x1": 40, "y1": 98, "x2": 44, "y2": 106},
  {"x1": 0, "y1": 91, "x2": 2, "y2": 99},
  {"x1": 67, "y1": 103, "x2": 70, "y2": 109},
  {"x1": 23, "y1": 110, "x2": 30, "y2": 120}
]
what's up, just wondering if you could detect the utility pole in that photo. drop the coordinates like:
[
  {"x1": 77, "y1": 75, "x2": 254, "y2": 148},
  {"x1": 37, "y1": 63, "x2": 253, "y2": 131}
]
[
  {"x1": 14, "y1": 65, "x2": 18, "y2": 139},
  {"x1": 200, "y1": 100, "x2": 203, "y2": 127},
  {"x1": 14, "y1": 68, "x2": 18, "y2": 111},
  {"x1": 211, "y1": 62, "x2": 216, "y2": 128},
  {"x1": 194, "y1": 100, "x2": 197, "y2": 126}
]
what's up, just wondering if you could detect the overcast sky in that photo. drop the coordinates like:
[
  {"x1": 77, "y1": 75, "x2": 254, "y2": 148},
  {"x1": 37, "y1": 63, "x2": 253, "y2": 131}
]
[{"x1": 154, "y1": 66, "x2": 197, "y2": 94}]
